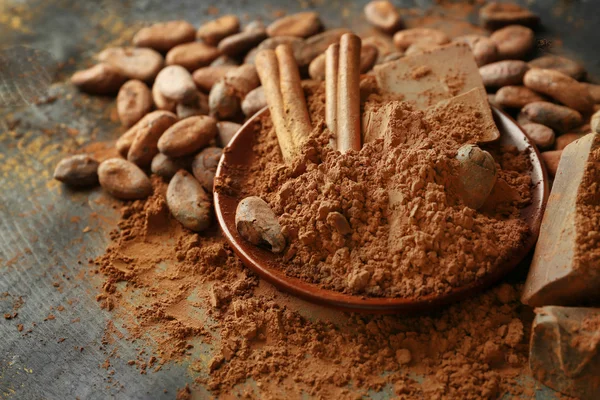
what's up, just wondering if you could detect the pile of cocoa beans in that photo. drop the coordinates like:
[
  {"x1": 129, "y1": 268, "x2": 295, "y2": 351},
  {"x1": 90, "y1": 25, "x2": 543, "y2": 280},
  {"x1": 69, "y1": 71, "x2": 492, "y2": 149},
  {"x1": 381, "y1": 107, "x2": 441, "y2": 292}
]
[{"x1": 55, "y1": 1, "x2": 598, "y2": 232}]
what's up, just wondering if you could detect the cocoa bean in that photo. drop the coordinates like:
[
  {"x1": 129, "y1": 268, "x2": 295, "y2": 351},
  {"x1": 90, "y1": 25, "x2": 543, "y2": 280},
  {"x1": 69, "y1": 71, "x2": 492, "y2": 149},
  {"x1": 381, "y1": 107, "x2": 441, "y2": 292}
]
[
  {"x1": 294, "y1": 28, "x2": 350, "y2": 67},
  {"x1": 364, "y1": 0, "x2": 403, "y2": 34},
  {"x1": 478, "y1": 2, "x2": 539, "y2": 30},
  {"x1": 155, "y1": 65, "x2": 197, "y2": 103},
  {"x1": 456, "y1": 144, "x2": 497, "y2": 210},
  {"x1": 167, "y1": 170, "x2": 212, "y2": 232},
  {"x1": 479, "y1": 60, "x2": 529, "y2": 88},
  {"x1": 152, "y1": 82, "x2": 176, "y2": 112},
  {"x1": 308, "y1": 52, "x2": 327, "y2": 80},
  {"x1": 192, "y1": 147, "x2": 223, "y2": 191},
  {"x1": 241, "y1": 86, "x2": 266, "y2": 117},
  {"x1": 495, "y1": 85, "x2": 546, "y2": 108},
  {"x1": 151, "y1": 153, "x2": 189, "y2": 180},
  {"x1": 583, "y1": 83, "x2": 600, "y2": 103},
  {"x1": 53, "y1": 155, "x2": 99, "y2": 187},
  {"x1": 166, "y1": 42, "x2": 221, "y2": 71},
  {"x1": 244, "y1": 20, "x2": 265, "y2": 32},
  {"x1": 96, "y1": 47, "x2": 164, "y2": 82},
  {"x1": 393, "y1": 28, "x2": 450, "y2": 52},
  {"x1": 362, "y1": 34, "x2": 397, "y2": 63},
  {"x1": 216, "y1": 121, "x2": 241, "y2": 147},
  {"x1": 453, "y1": 35, "x2": 498, "y2": 66},
  {"x1": 218, "y1": 29, "x2": 267, "y2": 57},
  {"x1": 127, "y1": 110, "x2": 178, "y2": 167},
  {"x1": 523, "y1": 68, "x2": 594, "y2": 113},
  {"x1": 158, "y1": 115, "x2": 217, "y2": 157},
  {"x1": 521, "y1": 123, "x2": 555, "y2": 149},
  {"x1": 309, "y1": 44, "x2": 378, "y2": 80},
  {"x1": 133, "y1": 20, "x2": 196, "y2": 52},
  {"x1": 540, "y1": 150, "x2": 562, "y2": 177},
  {"x1": 555, "y1": 133, "x2": 585, "y2": 150},
  {"x1": 210, "y1": 55, "x2": 240, "y2": 67},
  {"x1": 487, "y1": 93, "x2": 502, "y2": 110},
  {"x1": 529, "y1": 55, "x2": 586, "y2": 81},
  {"x1": 209, "y1": 65, "x2": 259, "y2": 119},
  {"x1": 98, "y1": 158, "x2": 152, "y2": 200},
  {"x1": 71, "y1": 63, "x2": 127, "y2": 95},
  {"x1": 267, "y1": 12, "x2": 321, "y2": 38},
  {"x1": 521, "y1": 101, "x2": 583, "y2": 133},
  {"x1": 117, "y1": 80, "x2": 152, "y2": 128},
  {"x1": 192, "y1": 66, "x2": 237, "y2": 93},
  {"x1": 197, "y1": 15, "x2": 240, "y2": 46},
  {"x1": 235, "y1": 196, "x2": 285, "y2": 253},
  {"x1": 490, "y1": 25, "x2": 535, "y2": 60},
  {"x1": 176, "y1": 92, "x2": 209, "y2": 119}
]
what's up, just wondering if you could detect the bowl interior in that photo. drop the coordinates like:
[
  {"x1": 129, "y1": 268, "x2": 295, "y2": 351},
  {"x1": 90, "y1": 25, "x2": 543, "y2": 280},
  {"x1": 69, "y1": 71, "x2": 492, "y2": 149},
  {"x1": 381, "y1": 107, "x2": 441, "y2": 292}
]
[{"x1": 214, "y1": 107, "x2": 549, "y2": 314}]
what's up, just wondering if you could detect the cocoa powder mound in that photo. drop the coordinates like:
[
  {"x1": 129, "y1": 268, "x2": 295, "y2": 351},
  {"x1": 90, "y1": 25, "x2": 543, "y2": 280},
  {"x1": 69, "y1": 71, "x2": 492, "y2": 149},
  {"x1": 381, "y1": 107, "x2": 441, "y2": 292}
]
[
  {"x1": 229, "y1": 82, "x2": 532, "y2": 298},
  {"x1": 94, "y1": 176, "x2": 533, "y2": 398}
]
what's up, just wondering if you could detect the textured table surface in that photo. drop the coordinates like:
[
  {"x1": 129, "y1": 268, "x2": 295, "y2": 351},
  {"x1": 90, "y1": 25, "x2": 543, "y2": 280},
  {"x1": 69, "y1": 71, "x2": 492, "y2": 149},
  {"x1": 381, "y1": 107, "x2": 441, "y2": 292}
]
[{"x1": 1, "y1": 0, "x2": 597, "y2": 398}]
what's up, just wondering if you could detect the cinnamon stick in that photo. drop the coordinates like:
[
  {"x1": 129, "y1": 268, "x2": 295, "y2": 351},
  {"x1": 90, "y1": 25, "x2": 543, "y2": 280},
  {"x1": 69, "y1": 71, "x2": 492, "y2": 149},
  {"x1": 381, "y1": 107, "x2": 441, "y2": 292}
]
[
  {"x1": 275, "y1": 44, "x2": 312, "y2": 150},
  {"x1": 336, "y1": 33, "x2": 362, "y2": 153},
  {"x1": 325, "y1": 43, "x2": 339, "y2": 149},
  {"x1": 255, "y1": 49, "x2": 296, "y2": 163}
]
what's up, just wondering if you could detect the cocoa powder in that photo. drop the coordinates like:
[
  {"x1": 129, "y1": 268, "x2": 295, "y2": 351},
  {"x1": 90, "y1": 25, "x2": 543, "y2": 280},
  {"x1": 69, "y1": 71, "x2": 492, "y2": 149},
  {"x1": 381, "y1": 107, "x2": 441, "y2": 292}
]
[
  {"x1": 223, "y1": 82, "x2": 532, "y2": 298},
  {"x1": 94, "y1": 176, "x2": 532, "y2": 398}
]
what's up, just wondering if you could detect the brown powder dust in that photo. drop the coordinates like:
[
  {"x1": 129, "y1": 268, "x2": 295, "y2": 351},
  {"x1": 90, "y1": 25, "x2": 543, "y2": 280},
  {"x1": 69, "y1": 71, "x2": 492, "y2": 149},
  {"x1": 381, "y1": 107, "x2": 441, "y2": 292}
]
[{"x1": 94, "y1": 176, "x2": 534, "y2": 398}]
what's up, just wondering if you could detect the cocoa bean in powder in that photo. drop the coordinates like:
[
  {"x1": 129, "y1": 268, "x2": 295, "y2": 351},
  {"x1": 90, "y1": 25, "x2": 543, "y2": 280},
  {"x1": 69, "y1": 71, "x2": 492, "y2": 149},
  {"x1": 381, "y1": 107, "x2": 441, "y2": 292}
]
[
  {"x1": 521, "y1": 123, "x2": 555, "y2": 149},
  {"x1": 453, "y1": 35, "x2": 498, "y2": 67},
  {"x1": 151, "y1": 153, "x2": 191, "y2": 180},
  {"x1": 127, "y1": 110, "x2": 178, "y2": 167},
  {"x1": 192, "y1": 66, "x2": 237, "y2": 93},
  {"x1": 117, "y1": 80, "x2": 152, "y2": 128},
  {"x1": 218, "y1": 29, "x2": 267, "y2": 57},
  {"x1": 241, "y1": 86, "x2": 266, "y2": 117},
  {"x1": 98, "y1": 158, "x2": 152, "y2": 200},
  {"x1": 167, "y1": 170, "x2": 212, "y2": 232},
  {"x1": 521, "y1": 101, "x2": 583, "y2": 132},
  {"x1": 97, "y1": 47, "x2": 164, "y2": 82},
  {"x1": 53, "y1": 155, "x2": 99, "y2": 187},
  {"x1": 133, "y1": 20, "x2": 196, "y2": 52},
  {"x1": 197, "y1": 15, "x2": 240, "y2": 46},
  {"x1": 176, "y1": 92, "x2": 209, "y2": 119},
  {"x1": 364, "y1": 0, "x2": 403, "y2": 34},
  {"x1": 495, "y1": 85, "x2": 546, "y2": 109},
  {"x1": 490, "y1": 25, "x2": 535, "y2": 60},
  {"x1": 71, "y1": 63, "x2": 127, "y2": 95},
  {"x1": 192, "y1": 147, "x2": 223, "y2": 191},
  {"x1": 393, "y1": 28, "x2": 450, "y2": 52},
  {"x1": 166, "y1": 42, "x2": 221, "y2": 71},
  {"x1": 478, "y1": 2, "x2": 539, "y2": 30},
  {"x1": 267, "y1": 12, "x2": 321, "y2": 38},
  {"x1": 158, "y1": 115, "x2": 218, "y2": 158},
  {"x1": 235, "y1": 196, "x2": 286, "y2": 253},
  {"x1": 523, "y1": 68, "x2": 594, "y2": 113},
  {"x1": 216, "y1": 121, "x2": 242, "y2": 147},
  {"x1": 529, "y1": 55, "x2": 586, "y2": 81},
  {"x1": 479, "y1": 60, "x2": 529, "y2": 88}
]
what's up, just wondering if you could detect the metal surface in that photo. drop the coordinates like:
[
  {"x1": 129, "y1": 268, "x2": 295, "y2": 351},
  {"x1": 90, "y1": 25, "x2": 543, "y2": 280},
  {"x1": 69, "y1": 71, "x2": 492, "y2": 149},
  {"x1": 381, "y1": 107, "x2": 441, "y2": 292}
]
[{"x1": 1, "y1": 0, "x2": 597, "y2": 398}]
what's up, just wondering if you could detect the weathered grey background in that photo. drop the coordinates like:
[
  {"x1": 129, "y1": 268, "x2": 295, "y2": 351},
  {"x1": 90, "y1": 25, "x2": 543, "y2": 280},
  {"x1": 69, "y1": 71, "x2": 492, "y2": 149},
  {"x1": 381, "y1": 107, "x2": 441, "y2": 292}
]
[{"x1": 1, "y1": 0, "x2": 596, "y2": 398}]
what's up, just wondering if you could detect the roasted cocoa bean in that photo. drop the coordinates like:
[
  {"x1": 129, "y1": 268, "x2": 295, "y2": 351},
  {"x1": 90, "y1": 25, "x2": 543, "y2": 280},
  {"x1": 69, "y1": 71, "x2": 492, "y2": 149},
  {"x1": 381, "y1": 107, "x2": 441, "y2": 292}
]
[
  {"x1": 235, "y1": 196, "x2": 285, "y2": 253},
  {"x1": 166, "y1": 170, "x2": 212, "y2": 232},
  {"x1": 218, "y1": 29, "x2": 267, "y2": 57},
  {"x1": 158, "y1": 115, "x2": 218, "y2": 157},
  {"x1": 127, "y1": 110, "x2": 178, "y2": 167},
  {"x1": 241, "y1": 86, "x2": 266, "y2": 117},
  {"x1": 364, "y1": 0, "x2": 403, "y2": 34},
  {"x1": 495, "y1": 85, "x2": 546, "y2": 108},
  {"x1": 197, "y1": 15, "x2": 240, "y2": 45},
  {"x1": 192, "y1": 147, "x2": 223, "y2": 191},
  {"x1": 176, "y1": 92, "x2": 209, "y2": 119},
  {"x1": 294, "y1": 28, "x2": 350, "y2": 67},
  {"x1": 479, "y1": 60, "x2": 529, "y2": 88},
  {"x1": 490, "y1": 25, "x2": 534, "y2": 60},
  {"x1": 453, "y1": 35, "x2": 498, "y2": 67},
  {"x1": 521, "y1": 123, "x2": 555, "y2": 149},
  {"x1": 393, "y1": 28, "x2": 450, "y2": 52},
  {"x1": 521, "y1": 101, "x2": 582, "y2": 132},
  {"x1": 152, "y1": 82, "x2": 176, "y2": 112},
  {"x1": 117, "y1": 80, "x2": 152, "y2": 128},
  {"x1": 155, "y1": 65, "x2": 197, "y2": 103},
  {"x1": 267, "y1": 12, "x2": 321, "y2": 38},
  {"x1": 98, "y1": 158, "x2": 152, "y2": 200},
  {"x1": 192, "y1": 66, "x2": 237, "y2": 93},
  {"x1": 166, "y1": 42, "x2": 221, "y2": 71},
  {"x1": 71, "y1": 63, "x2": 127, "y2": 95},
  {"x1": 540, "y1": 150, "x2": 562, "y2": 177},
  {"x1": 53, "y1": 155, "x2": 99, "y2": 187},
  {"x1": 133, "y1": 20, "x2": 196, "y2": 52},
  {"x1": 528, "y1": 55, "x2": 586, "y2": 81},
  {"x1": 523, "y1": 68, "x2": 594, "y2": 113},
  {"x1": 479, "y1": 2, "x2": 539, "y2": 30},
  {"x1": 97, "y1": 47, "x2": 164, "y2": 82},
  {"x1": 151, "y1": 153, "x2": 191, "y2": 180}
]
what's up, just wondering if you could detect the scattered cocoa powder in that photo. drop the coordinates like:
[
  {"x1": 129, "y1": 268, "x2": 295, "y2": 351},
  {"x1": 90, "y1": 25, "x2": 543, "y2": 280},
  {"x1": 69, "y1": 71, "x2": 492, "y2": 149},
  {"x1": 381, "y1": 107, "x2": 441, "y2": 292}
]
[
  {"x1": 222, "y1": 81, "x2": 532, "y2": 298},
  {"x1": 94, "y1": 176, "x2": 533, "y2": 398}
]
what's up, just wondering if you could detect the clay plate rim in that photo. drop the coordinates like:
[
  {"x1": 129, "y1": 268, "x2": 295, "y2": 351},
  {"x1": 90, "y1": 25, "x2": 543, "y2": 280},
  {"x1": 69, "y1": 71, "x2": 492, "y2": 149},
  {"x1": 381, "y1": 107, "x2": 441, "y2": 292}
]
[{"x1": 214, "y1": 107, "x2": 549, "y2": 314}]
